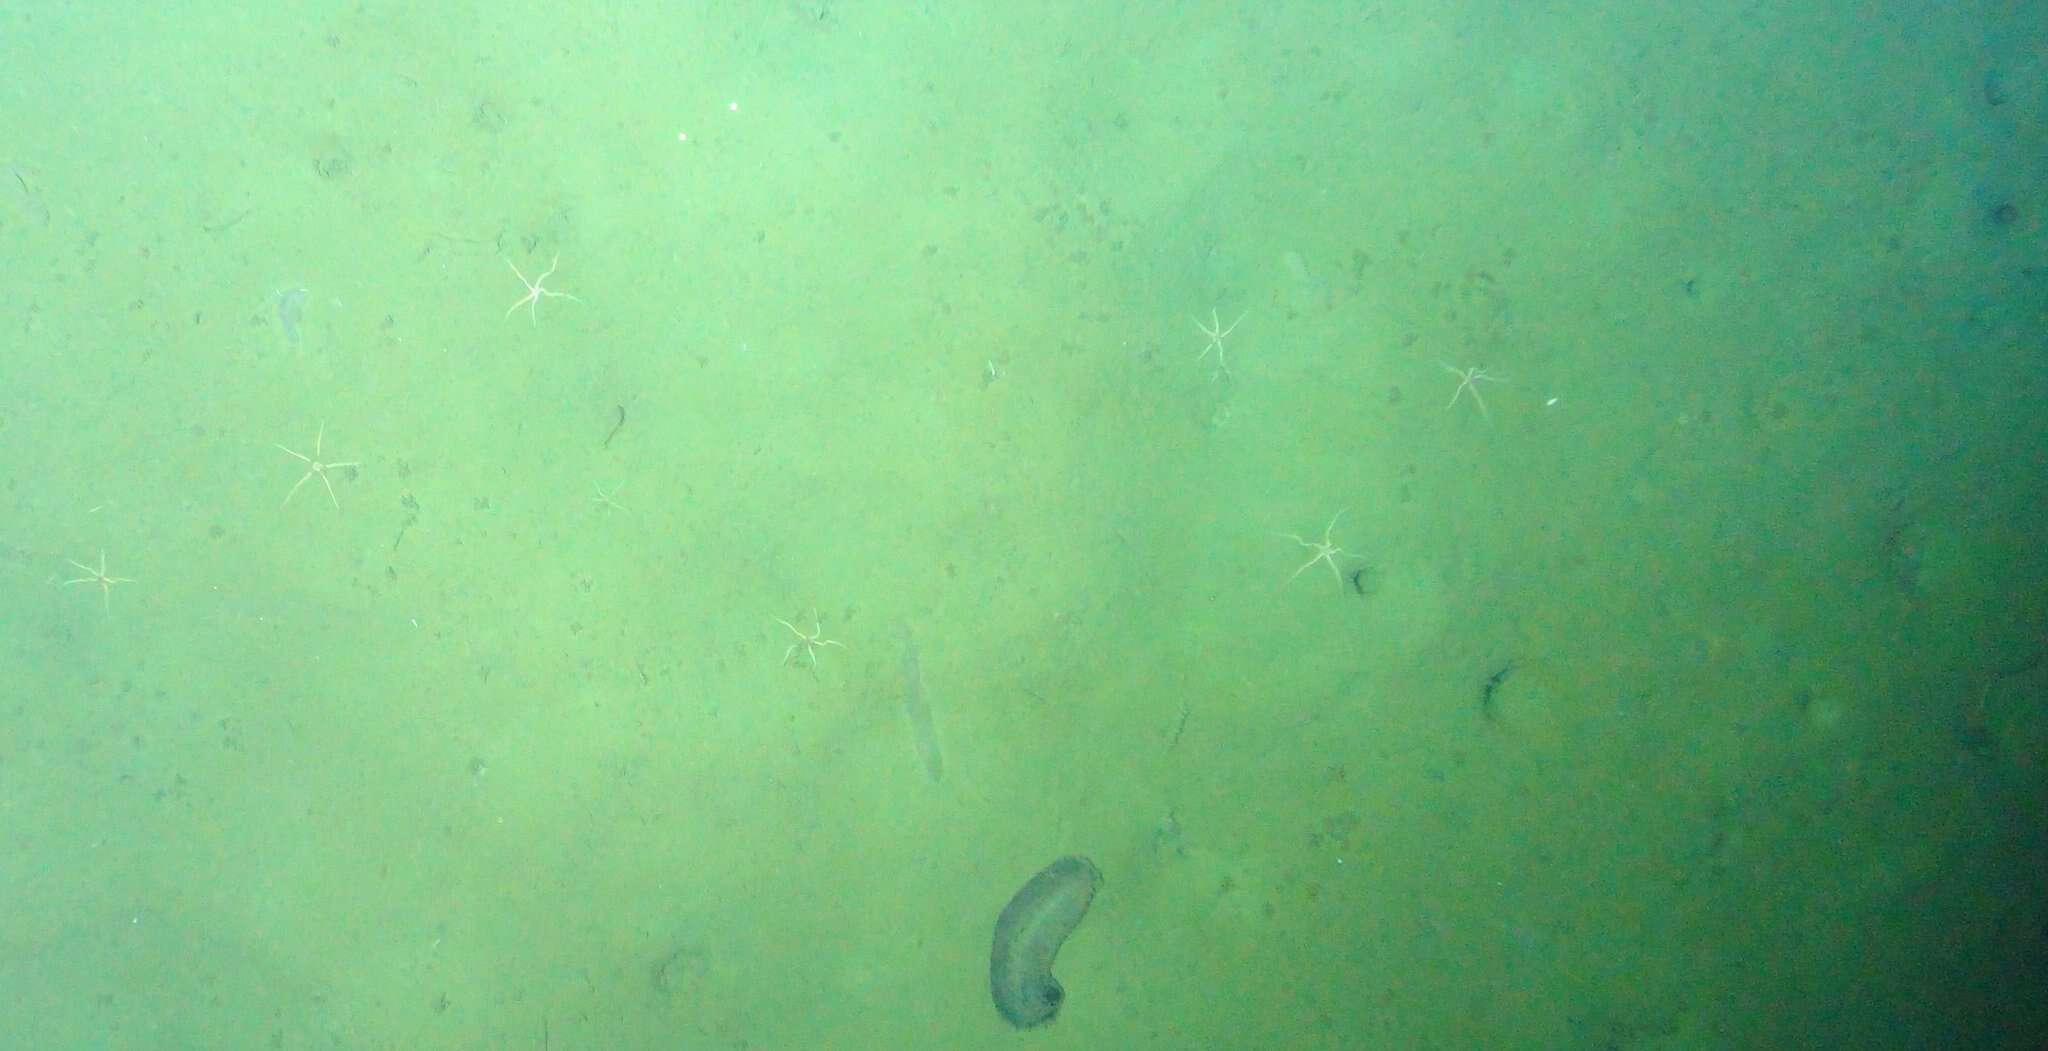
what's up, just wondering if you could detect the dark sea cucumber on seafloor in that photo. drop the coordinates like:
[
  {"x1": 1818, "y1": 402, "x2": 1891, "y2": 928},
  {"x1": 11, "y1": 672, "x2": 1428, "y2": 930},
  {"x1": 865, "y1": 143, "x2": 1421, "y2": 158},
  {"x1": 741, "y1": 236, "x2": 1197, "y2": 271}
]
[{"x1": 989, "y1": 855, "x2": 1101, "y2": 1028}]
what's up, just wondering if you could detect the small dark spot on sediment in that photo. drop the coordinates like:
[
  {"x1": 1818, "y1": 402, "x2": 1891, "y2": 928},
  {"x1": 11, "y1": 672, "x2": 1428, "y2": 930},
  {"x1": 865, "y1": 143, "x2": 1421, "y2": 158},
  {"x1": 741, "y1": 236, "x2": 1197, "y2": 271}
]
[{"x1": 1984, "y1": 69, "x2": 2010, "y2": 106}]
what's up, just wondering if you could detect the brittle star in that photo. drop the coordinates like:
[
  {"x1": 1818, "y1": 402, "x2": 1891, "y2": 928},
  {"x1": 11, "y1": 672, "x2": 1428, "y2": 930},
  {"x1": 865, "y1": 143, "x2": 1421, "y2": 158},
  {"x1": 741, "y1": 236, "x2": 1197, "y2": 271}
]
[
  {"x1": 590, "y1": 480, "x2": 627, "y2": 512},
  {"x1": 63, "y1": 550, "x2": 134, "y2": 609},
  {"x1": 1441, "y1": 363, "x2": 1506, "y2": 419},
  {"x1": 276, "y1": 422, "x2": 359, "y2": 509},
  {"x1": 1281, "y1": 511, "x2": 1354, "y2": 588},
  {"x1": 1195, "y1": 308, "x2": 1246, "y2": 380},
  {"x1": 505, "y1": 253, "x2": 581, "y2": 325},
  {"x1": 775, "y1": 610, "x2": 844, "y2": 671}
]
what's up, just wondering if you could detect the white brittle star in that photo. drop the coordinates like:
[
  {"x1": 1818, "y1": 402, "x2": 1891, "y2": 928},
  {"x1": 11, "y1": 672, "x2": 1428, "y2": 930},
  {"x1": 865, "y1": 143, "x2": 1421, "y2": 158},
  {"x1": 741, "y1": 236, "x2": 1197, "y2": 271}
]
[
  {"x1": 275, "y1": 423, "x2": 360, "y2": 509},
  {"x1": 775, "y1": 610, "x2": 844, "y2": 671},
  {"x1": 1280, "y1": 511, "x2": 1354, "y2": 588},
  {"x1": 1441, "y1": 362, "x2": 1507, "y2": 419},
  {"x1": 1195, "y1": 307, "x2": 1246, "y2": 380},
  {"x1": 63, "y1": 550, "x2": 135, "y2": 609},
  {"x1": 505, "y1": 253, "x2": 581, "y2": 325},
  {"x1": 590, "y1": 480, "x2": 627, "y2": 512}
]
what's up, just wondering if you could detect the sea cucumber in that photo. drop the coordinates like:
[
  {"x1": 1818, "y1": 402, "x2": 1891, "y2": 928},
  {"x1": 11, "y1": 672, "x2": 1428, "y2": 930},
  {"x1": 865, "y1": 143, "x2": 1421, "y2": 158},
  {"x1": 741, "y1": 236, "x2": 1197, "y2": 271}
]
[
  {"x1": 990, "y1": 855, "x2": 1101, "y2": 1028},
  {"x1": 897, "y1": 624, "x2": 943, "y2": 782},
  {"x1": 276, "y1": 287, "x2": 307, "y2": 348}
]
